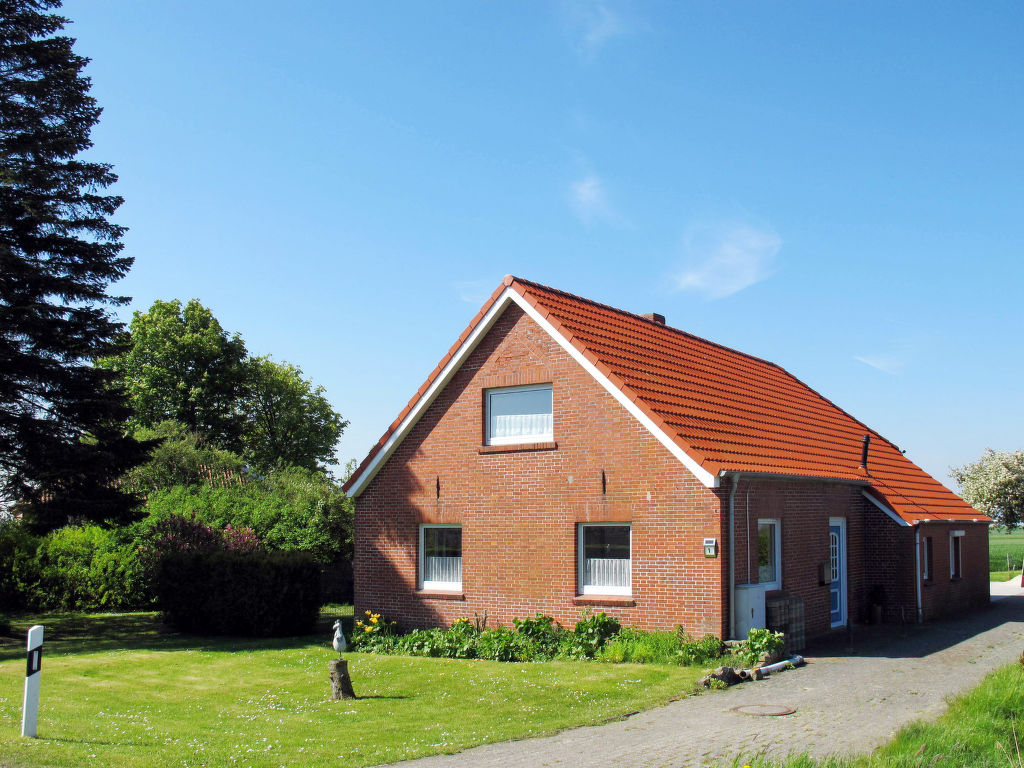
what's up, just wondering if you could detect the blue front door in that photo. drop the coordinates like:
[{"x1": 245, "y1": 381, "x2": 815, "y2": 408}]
[{"x1": 829, "y1": 521, "x2": 846, "y2": 627}]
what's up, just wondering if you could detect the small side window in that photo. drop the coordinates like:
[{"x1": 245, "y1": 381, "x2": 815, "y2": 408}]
[
  {"x1": 950, "y1": 530, "x2": 964, "y2": 580},
  {"x1": 420, "y1": 525, "x2": 462, "y2": 591},
  {"x1": 922, "y1": 536, "x2": 933, "y2": 582},
  {"x1": 485, "y1": 384, "x2": 552, "y2": 445}
]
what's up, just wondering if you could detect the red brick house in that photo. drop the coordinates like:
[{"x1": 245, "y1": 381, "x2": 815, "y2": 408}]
[{"x1": 344, "y1": 276, "x2": 990, "y2": 643}]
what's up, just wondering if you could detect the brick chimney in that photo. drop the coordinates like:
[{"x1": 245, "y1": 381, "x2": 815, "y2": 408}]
[{"x1": 642, "y1": 312, "x2": 666, "y2": 325}]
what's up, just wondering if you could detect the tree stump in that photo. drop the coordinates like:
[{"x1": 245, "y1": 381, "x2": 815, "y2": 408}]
[{"x1": 329, "y1": 659, "x2": 356, "y2": 700}]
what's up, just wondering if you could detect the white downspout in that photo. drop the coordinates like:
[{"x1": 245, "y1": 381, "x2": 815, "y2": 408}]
[
  {"x1": 728, "y1": 473, "x2": 740, "y2": 640},
  {"x1": 914, "y1": 525, "x2": 923, "y2": 623}
]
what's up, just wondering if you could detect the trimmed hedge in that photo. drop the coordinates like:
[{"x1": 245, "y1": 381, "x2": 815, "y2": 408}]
[{"x1": 158, "y1": 550, "x2": 320, "y2": 636}]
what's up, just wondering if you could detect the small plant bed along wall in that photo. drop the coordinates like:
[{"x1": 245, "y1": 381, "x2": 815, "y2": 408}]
[{"x1": 352, "y1": 609, "x2": 795, "y2": 683}]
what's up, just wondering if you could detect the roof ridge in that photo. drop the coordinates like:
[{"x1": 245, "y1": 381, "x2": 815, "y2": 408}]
[
  {"x1": 509, "y1": 275, "x2": 785, "y2": 372},
  {"x1": 510, "y1": 274, "x2": 909, "y2": 465}
]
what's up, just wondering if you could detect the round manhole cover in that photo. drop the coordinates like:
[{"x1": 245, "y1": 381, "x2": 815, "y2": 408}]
[{"x1": 731, "y1": 704, "x2": 796, "y2": 717}]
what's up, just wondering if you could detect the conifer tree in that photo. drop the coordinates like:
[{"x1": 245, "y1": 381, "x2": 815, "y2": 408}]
[{"x1": 0, "y1": 0, "x2": 148, "y2": 531}]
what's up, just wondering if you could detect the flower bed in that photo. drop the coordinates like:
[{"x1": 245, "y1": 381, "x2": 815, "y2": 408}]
[{"x1": 350, "y1": 609, "x2": 782, "y2": 667}]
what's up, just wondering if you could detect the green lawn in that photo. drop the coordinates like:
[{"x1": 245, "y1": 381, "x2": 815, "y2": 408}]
[
  {"x1": 989, "y1": 529, "x2": 1024, "y2": 575},
  {"x1": 740, "y1": 661, "x2": 1024, "y2": 768},
  {"x1": 0, "y1": 609, "x2": 704, "y2": 768}
]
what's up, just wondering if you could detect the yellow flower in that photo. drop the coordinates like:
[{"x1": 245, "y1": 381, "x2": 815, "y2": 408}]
[
  {"x1": 365, "y1": 610, "x2": 372, "y2": 616},
  {"x1": 369, "y1": 616, "x2": 379, "y2": 625},
  {"x1": 355, "y1": 620, "x2": 363, "y2": 627},
  {"x1": 364, "y1": 626, "x2": 373, "y2": 633}
]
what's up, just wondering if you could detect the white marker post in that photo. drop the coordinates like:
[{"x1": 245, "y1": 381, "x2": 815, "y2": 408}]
[{"x1": 21, "y1": 625, "x2": 43, "y2": 738}]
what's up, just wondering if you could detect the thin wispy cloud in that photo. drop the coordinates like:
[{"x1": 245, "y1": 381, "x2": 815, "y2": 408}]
[
  {"x1": 563, "y1": 2, "x2": 634, "y2": 58},
  {"x1": 854, "y1": 355, "x2": 904, "y2": 376},
  {"x1": 671, "y1": 223, "x2": 781, "y2": 299},
  {"x1": 453, "y1": 279, "x2": 497, "y2": 305},
  {"x1": 569, "y1": 172, "x2": 618, "y2": 225}
]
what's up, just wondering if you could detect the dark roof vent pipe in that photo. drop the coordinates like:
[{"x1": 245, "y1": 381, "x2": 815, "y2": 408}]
[
  {"x1": 860, "y1": 434, "x2": 871, "y2": 469},
  {"x1": 642, "y1": 312, "x2": 666, "y2": 325}
]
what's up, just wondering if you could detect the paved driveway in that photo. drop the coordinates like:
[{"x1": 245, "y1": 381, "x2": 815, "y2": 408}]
[{"x1": 389, "y1": 583, "x2": 1024, "y2": 768}]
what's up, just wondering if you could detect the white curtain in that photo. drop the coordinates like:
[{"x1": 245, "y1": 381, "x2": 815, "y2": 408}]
[
  {"x1": 424, "y1": 556, "x2": 462, "y2": 585},
  {"x1": 492, "y1": 412, "x2": 552, "y2": 440},
  {"x1": 585, "y1": 558, "x2": 631, "y2": 588}
]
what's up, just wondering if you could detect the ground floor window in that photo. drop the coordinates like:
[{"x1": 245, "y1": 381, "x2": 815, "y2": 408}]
[
  {"x1": 420, "y1": 525, "x2": 462, "y2": 590},
  {"x1": 922, "y1": 536, "x2": 933, "y2": 582},
  {"x1": 757, "y1": 519, "x2": 782, "y2": 590},
  {"x1": 950, "y1": 530, "x2": 964, "y2": 580},
  {"x1": 579, "y1": 524, "x2": 631, "y2": 595}
]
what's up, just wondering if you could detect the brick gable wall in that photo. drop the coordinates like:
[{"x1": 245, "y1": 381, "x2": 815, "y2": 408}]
[{"x1": 355, "y1": 304, "x2": 728, "y2": 635}]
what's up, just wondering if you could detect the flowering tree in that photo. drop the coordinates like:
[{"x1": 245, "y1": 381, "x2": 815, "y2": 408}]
[{"x1": 951, "y1": 449, "x2": 1024, "y2": 528}]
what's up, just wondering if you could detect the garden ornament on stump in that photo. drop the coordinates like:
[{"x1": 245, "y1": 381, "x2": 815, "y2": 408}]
[{"x1": 329, "y1": 620, "x2": 355, "y2": 700}]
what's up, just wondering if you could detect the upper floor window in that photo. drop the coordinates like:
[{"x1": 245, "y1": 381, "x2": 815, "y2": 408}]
[{"x1": 485, "y1": 384, "x2": 553, "y2": 445}]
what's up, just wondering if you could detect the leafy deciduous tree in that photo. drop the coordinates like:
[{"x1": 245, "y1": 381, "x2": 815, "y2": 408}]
[
  {"x1": 952, "y1": 448, "x2": 1024, "y2": 529},
  {"x1": 102, "y1": 298, "x2": 249, "y2": 451},
  {"x1": 241, "y1": 356, "x2": 347, "y2": 471},
  {"x1": 0, "y1": 0, "x2": 149, "y2": 531}
]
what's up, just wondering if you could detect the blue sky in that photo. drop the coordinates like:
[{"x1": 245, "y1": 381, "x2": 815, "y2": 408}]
[{"x1": 63, "y1": 1, "x2": 1023, "y2": 485}]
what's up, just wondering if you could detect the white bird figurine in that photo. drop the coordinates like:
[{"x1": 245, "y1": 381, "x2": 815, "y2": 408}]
[{"x1": 332, "y1": 620, "x2": 347, "y2": 654}]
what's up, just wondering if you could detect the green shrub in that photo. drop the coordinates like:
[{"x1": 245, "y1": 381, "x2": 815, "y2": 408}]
[
  {"x1": 676, "y1": 633, "x2": 725, "y2": 666},
  {"x1": 567, "y1": 610, "x2": 621, "y2": 658},
  {"x1": 477, "y1": 625, "x2": 535, "y2": 662},
  {"x1": 0, "y1": 521, "x2": 40, "y2": 611},
  {"x1": 732, "y1": 627, "x2": 785, "y2": 666},
  {"x1": 157, "y1": 550, "x2": 320, "y2": 636},
  {"x1": 141, "y1": 467, "x2": 351, "y2": 566},
  {"x1": 33, "y1": 526, "x2": 150, "y2": 611},
  {"x1": 513, "y1": 613, "x2": 563, "y2": 656}
]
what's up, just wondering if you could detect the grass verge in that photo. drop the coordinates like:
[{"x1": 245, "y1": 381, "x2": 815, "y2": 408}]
[
  {"x1": 989, "y1": 529, "x2": 1024, "y2": 575},
  {"x1": 737, "y1": 661, "x2": 1024, "y2": 768},
  {"x1": 0, "y1": 609, "x2": 705, "y2": 768}
]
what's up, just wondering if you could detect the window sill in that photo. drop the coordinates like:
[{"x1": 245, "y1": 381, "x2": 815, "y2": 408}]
[
  {"x1": 418, "y1": 590, "x2": 465, "y2": 601},
  {"x1": 573, "y1": 595, "x2": 636, "y2": 607},
  {"x1": 478, "y1": 441, "x2": 558, "y2": 455}
]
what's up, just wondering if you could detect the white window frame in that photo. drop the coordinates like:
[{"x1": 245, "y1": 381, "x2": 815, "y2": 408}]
[
  {"x1": 484, "y1": 383, "x2": 553, "y2": 446},
  {"x1": 419, "y1": 524, "x2": 462, "y2": 592},
  {"x1": 578, "y1": 523, "x2": 632, "y2": 596},
  {"x1": 950, "y1": 530, "x2": 965, "y2": 580},
  {"x1": 757, "y1": 518, "x2": 782, "y2": 591}
]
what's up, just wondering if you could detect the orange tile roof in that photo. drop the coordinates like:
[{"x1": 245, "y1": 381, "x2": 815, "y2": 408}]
[{"x1": 346, "y1": 276, "x2": 986, "y2": 525}]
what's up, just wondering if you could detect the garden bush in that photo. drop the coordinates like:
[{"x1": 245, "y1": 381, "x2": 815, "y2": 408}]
[
  {"x1": 157, "y1": 550, "x2": 320, "y2": 636},
  {"x1": 141, "y1": 466, "x2": 351, "y2": 566},
  {"x1": 31, "y1": 526, "x2": 149, "y2": 611},
  {"x1": 0, "y1": 520, "x2": 39, "y2": 611}
]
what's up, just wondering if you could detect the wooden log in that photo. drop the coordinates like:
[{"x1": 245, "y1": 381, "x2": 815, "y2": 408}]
[{"x1": 329, "y1": 659, "x2": 356, "y2": 700}]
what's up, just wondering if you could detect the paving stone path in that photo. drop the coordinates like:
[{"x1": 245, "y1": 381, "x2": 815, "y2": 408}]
[{"x1": 389, "y1": 584, "x2": 1024, "y2": 768}]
